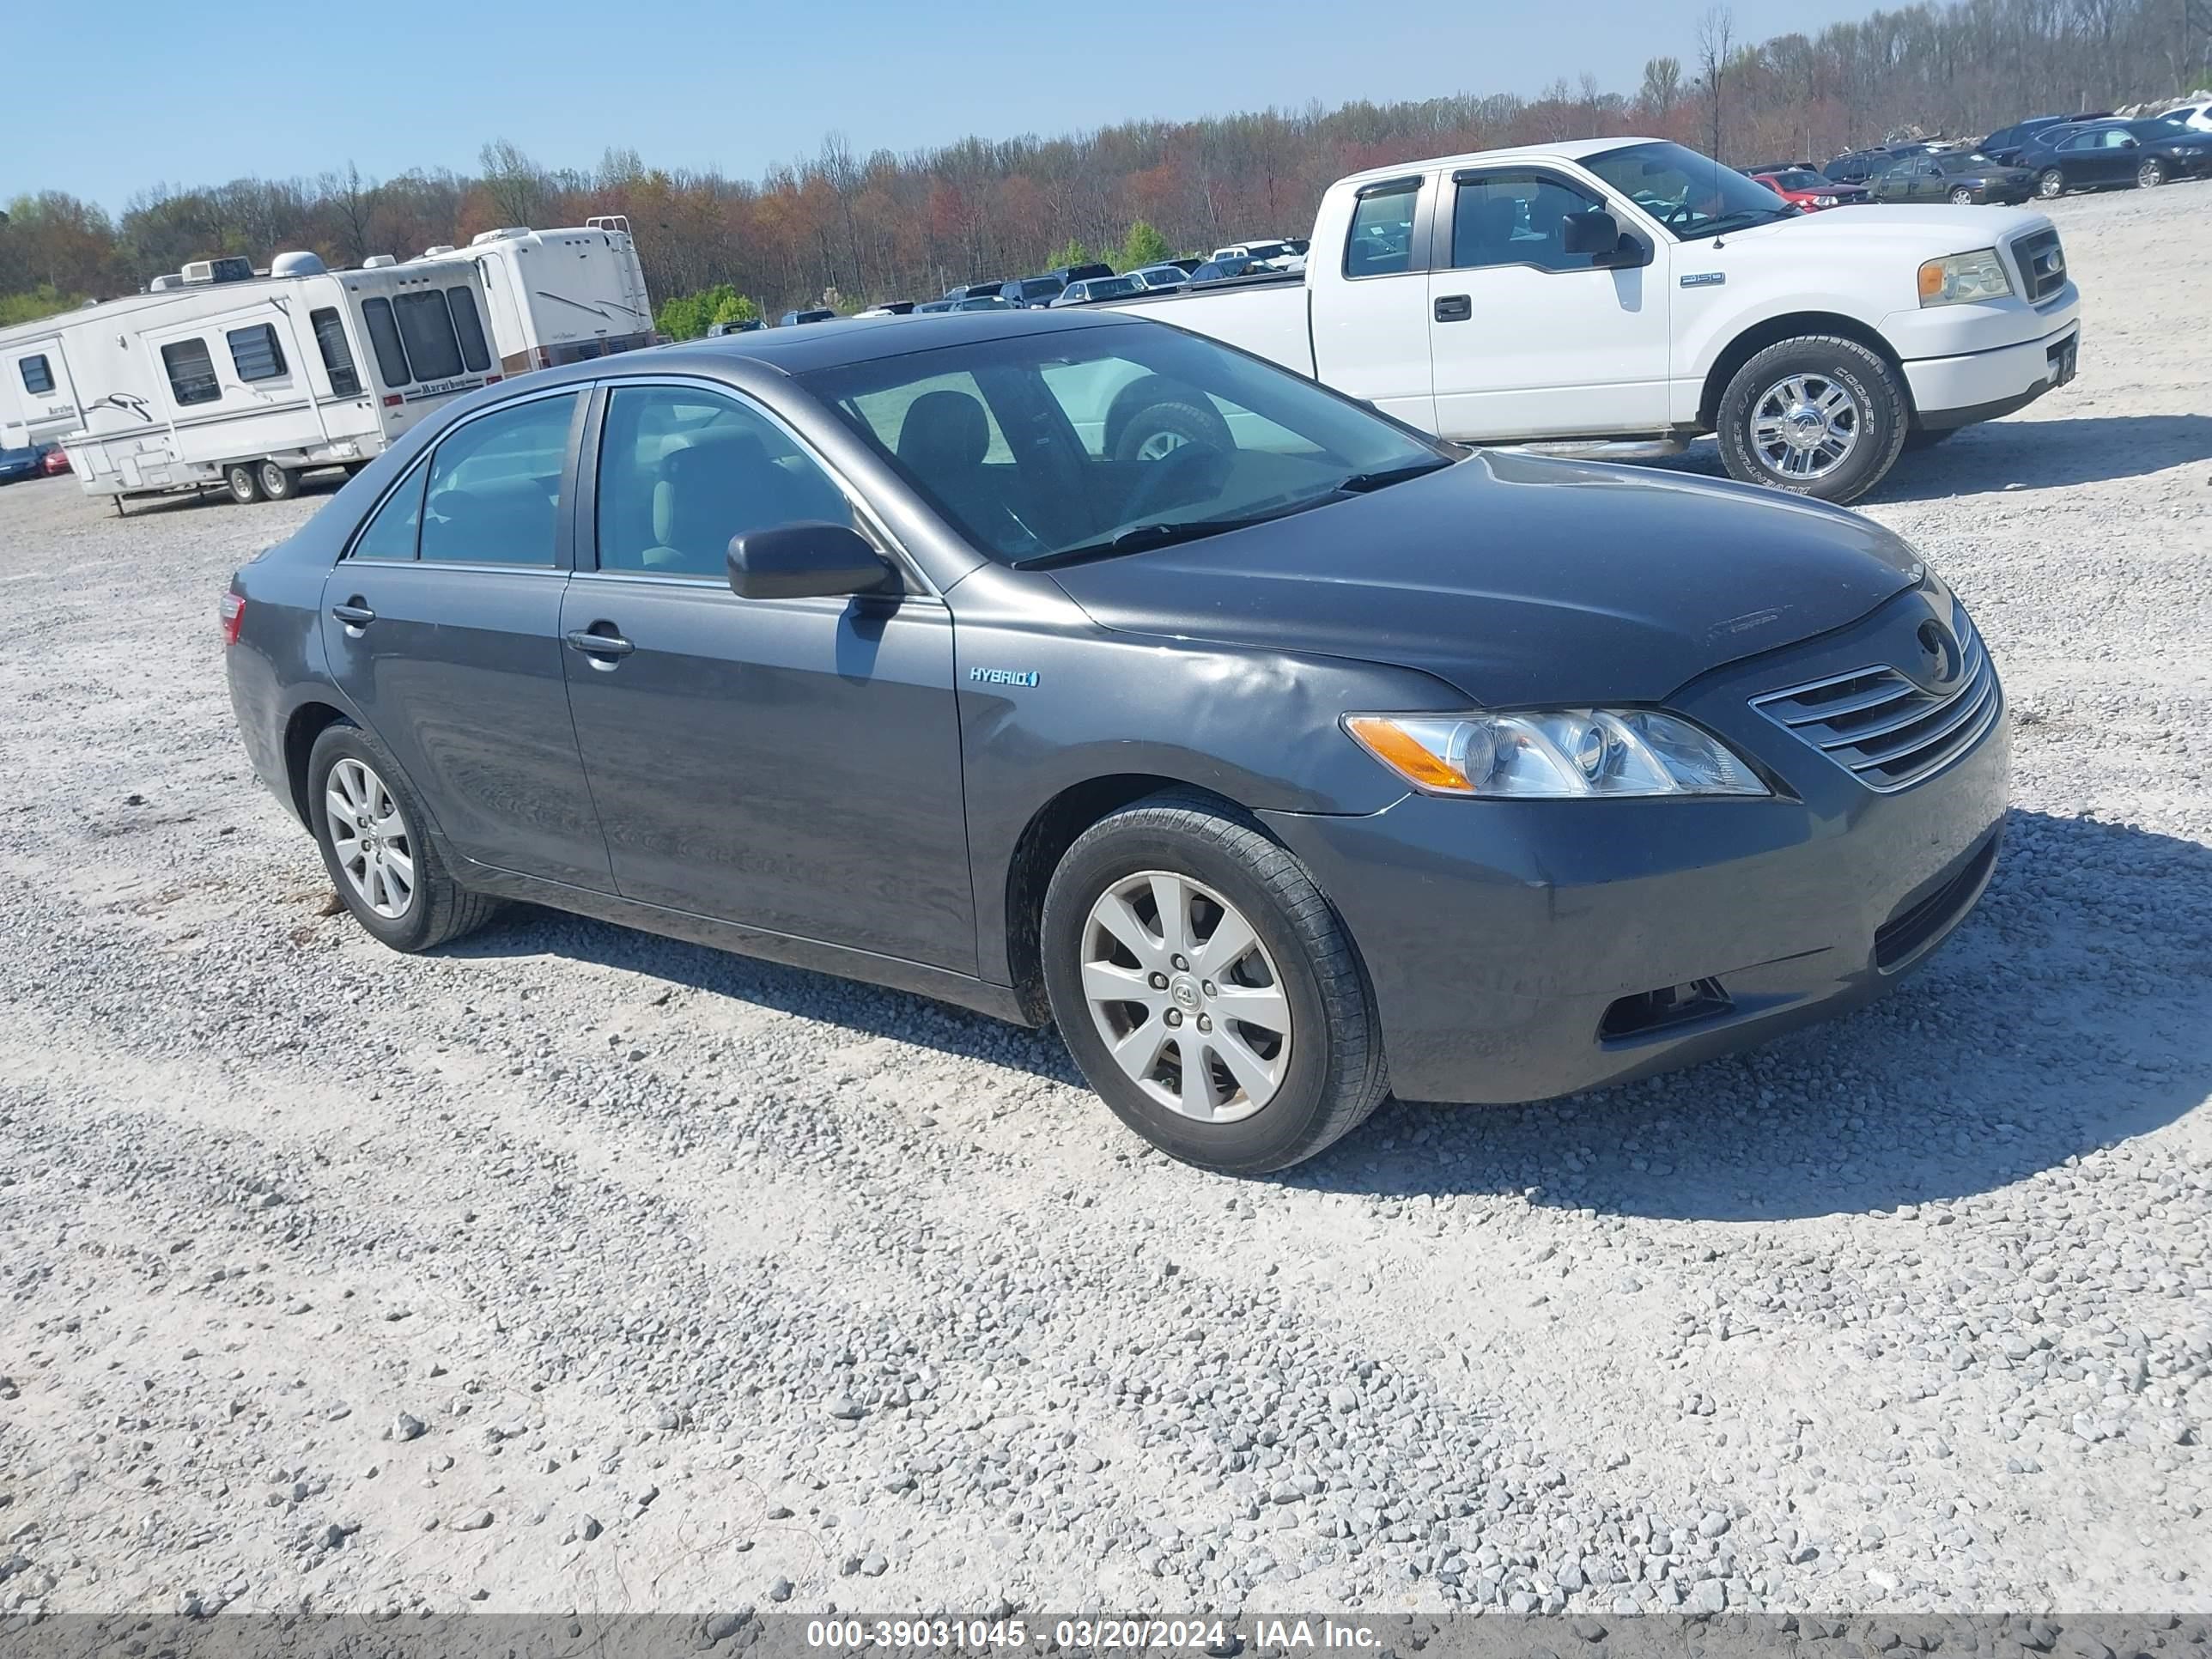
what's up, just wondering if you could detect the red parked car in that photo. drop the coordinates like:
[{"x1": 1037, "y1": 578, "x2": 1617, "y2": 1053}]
[
  {"x1": 1750, "y1": 166, "x2": 1869, "y2": 210},
  {"x1": 40, "y1": 447, "x2": 71, "y2": 477}
]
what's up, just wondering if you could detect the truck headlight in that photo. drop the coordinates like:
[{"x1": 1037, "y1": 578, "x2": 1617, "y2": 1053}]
[
  {"x1": 1918, "y1": 249, "x2": 2013, "y2": 307},
  {"x1": 1343, "y1": 710, "x2": 1769, "y2": 799}
]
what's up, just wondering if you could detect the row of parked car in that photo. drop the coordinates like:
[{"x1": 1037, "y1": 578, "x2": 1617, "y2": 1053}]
[
  {"x1": 0, "y1": 441, "x2": 72, "y2": 485},
  {"x1": 1795, "y1": 101, "x2": 2212, "y2": 204}
]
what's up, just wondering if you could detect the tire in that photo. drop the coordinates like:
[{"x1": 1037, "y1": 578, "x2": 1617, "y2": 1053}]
[
  {"x1": 306, "y1": 721, "x2": 500, "y2": 953},
  {"x1": 1715, "y1": 334, "x2": 1910, "y2": 504},
  {"x1": 1948, "y1": 186, "x2": 1976, "y2": 206},
  {"x1": 1040, "y1": 790, "x2": 1389, "y2": 1175},
  {"x1": 2037, "y1": 168, "x2": 2065, "y2": 199},
  {"x1": 225, "y1": 464, "x2": 264, "y2": 504},
  {"x1": 1105, "y1": 381, "x2": 1234, "y2": 464},
  {"x1": 258, "y1": 461, "x2": 302, "y2": 501},
  {"x1": 2137, "y1": 159, "x2": 2166, "y2": 190}
]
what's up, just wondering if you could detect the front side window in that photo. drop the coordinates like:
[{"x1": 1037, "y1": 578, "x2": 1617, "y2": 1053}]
[
  {"x1": 595, "y1": 386, "x2": 853, "y2": 579},
  {"x1": 1581, "y1": 141, "x2": 1796, "y2": 240},
  {"x1": 361, "y1": 299, "x2": 411, "y2": 388},
  {"x1": 1450, "y1": 173, "x2": 1607, "y2": 272},
  {"x1": 418, "y1": 392, "x2": 579, "y2": 566},
  {"x1": 161, "y1": 338, "x2": 221, "y2": 406},
  {"x1": 309, "y1": 307, "x2": 362, "y2": 397},
  {"x1": 392, "y1": 290, "x2": 464, "y2": 383},
  {"x1": 18, "y1": 355, "x2": 54, "y2": 395},
  {"x1": 227, "y1": 324, "x2": 287, "y2": 383},
  {"x1": 447, "y1": 288, "x2": 492, "y2": 374},
  {"x1": 1345, "y1": 183, "x2": 1420, "y2": 276},
  {"x1": 805, "y1": 320, "x2": 1447, "y2": 567}
]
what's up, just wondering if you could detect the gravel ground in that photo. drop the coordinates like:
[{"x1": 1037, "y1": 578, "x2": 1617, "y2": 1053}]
[{"x1": 2, "y1": 182, "x2": 2209, "y2": 1625}]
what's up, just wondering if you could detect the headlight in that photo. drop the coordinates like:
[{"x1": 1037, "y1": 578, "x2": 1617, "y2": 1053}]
[
  {"x1": 1918, "y1": 248, "x2": 2012, "y2": 307},
  {"x1": 1813, "y1": 194, "x2": 1838, "y2": 207},
  {"x1": 1343, "y1": 710, "x2": 1769, "y2": 799}
]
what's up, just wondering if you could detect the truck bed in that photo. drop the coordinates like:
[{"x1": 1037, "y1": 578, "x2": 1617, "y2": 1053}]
[{"x1": 1097, "y1": 271, "x2": 1315, "y2": 377}]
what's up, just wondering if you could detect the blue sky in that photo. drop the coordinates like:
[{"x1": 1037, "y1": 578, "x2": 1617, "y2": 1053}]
[{"x1": 24, "y1": 0, "x2": 1893, "y2": 213}]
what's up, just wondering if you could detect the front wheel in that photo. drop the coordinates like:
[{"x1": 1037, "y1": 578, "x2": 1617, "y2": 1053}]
[
  {"x1": 1040, "y1": 793, "x2": 1388, "y2": 1175},
  {"x1": 1715, "y1": 335, "x2": 1909, "y2": 504},
  {"x1": 2037, "y1": 168, "x2": 2065, "y2": 199},
  {"x1": 225, "y1": 464, "x2": 263, "y2": 504},
  {"x1": 1948, "y1": 186, "x2": 1977, "y2": 205},
  {"x1": 258, "y1": 461, "x2": 303, "y2": 501},
  {"x1": 2136, "y1": 159, "x2": 2166, "y2": 190}
]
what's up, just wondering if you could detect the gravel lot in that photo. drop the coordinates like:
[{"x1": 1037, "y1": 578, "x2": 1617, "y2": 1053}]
[{"x1": 2, "y1": 183, "x2": 2209, "y2": 1625}]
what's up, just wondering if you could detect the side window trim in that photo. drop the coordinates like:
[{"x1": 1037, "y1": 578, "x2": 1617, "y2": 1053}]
[
  {"x1": 575, "y1": 374, "x2": 939, "y2": 601},
  {"x1": 1443, "y1": 167, "x2": 1621, "y2": 276},
  {"x1": 342, "y1": 386, "x2": 586, "y2": 569}
]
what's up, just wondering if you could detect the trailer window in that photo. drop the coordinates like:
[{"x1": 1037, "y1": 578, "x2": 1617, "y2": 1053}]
[
  {"x1": 309, "y1": 307, "x2": 362, "y2": 397},
  {"x1": 227, "y1": 324, "x2": 288, "y2": 383},
  {"x1": 393, "y1": 291, "x2": 464, "y2": 383},
  {"x1": 447, "y1": 288, "x2": 493, "y2": 374},
  {"x1": 161, "y1": 339, "x2": 222, "y2": 406},
  {"x1": 18, "y1": 355, "x2": 54, "y2": 395},
  {"x1": 362, "y1": 300, "x2": 412, "y2": 389}
]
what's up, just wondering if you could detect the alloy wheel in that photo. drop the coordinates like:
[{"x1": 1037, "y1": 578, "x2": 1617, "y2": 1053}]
[
  {"x1": 1133, "y1": 428, "x2": 1190, "y2": 462},
  {"x1": 1079, "y1": 870, "x2": 1291, "y2": 1123},
  {"x1": 2038, "y1": 170, "x2": 2063, "y2": 198},
  {"x1": 1948, "y1": 187, "x2": 1975, "y2": 205},
  {"x1": 325, "y1": 757, "x2": 416, "y2": 920},
  {"x1": 2137, "y1": 160, "x2": 2164, "y2": 189},
  {"x1": 1749, "y1": 372, "x2": 1863, "y2": 483}
]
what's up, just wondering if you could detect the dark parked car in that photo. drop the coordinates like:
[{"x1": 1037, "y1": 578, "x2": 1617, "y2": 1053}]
[
  {"x1": 2016, "y1": 117, "x2": 2212, "y2": 196},
  {"x1": 1866, "y1": 150, "x2": 2036, "y2": 205},
  {"x1": 1000, "y1": 276, "x2": 1069, "y2": 309},
  {"x1": 0, "y1": 443, "x2": 46, "y2": 485},
  {"x1": 1824, "y1": 145, "x2": 1926, "y2": 182},
  {"x1": 222, "y1": 309, "x2": 2007, "y2": 1175},
  {"x1": 1979, "y1": 115, "x2": 2096, "y2": 163},
  {"x1": 1044, "y1": 262, "x2": 1115, "y2": 286},
  {"x1": 1188, "y1": 254, "x2": 1273, "y2": 283},
  {"x1": 949, "y1": 282, "x2": 1006, "y2": 301},
  {"x1": 777, "y1": 308, "x2": 836, "y2": 327}
]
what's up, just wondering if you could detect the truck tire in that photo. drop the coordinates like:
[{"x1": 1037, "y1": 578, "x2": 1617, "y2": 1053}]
[
  {"x1": 1715, "y1": 335, "x2": 1908, "y2": 505},
  {"x1": 1104, "y1": 378, "x2": 1234, "y2": 464},
  {"x1": 258, "y1": 461, "x2": 303, "y2": 501},
  {"x1": 225, "y1": 464, "x2": 264, "y2": 504}
]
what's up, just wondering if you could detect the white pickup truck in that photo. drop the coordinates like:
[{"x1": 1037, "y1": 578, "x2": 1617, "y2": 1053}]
[{"x1": 1100, "y1": 137, "x2": 2081, "y2": 501}]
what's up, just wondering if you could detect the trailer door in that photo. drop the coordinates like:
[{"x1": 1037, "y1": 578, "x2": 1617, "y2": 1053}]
[{"x1": 3, "y1": 337, "x2": 82, "y2": 446}]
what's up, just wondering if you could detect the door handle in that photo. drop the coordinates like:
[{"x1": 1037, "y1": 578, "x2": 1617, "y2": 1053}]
[
  {"x1": 331, "y1": 601, "x2": 376, "y2": 627},
  {"x1": 1434, "y1": 294, "x2": 1472, "y2": 323},
  {"x1": 564, "y1": 628, "x2": 635, "y2": 658}
]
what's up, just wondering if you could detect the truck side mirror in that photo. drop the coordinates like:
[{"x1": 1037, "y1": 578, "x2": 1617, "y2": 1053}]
[{"x1": 1561, "y1": 208, "x2": 1622, "y2": 256}]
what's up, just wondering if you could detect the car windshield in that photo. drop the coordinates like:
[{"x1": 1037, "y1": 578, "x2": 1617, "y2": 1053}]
[
  {"x1": 1584, "y1": 141, "x2": 1796, "y2": 238},
  {"x1": 803, "y1": 321, "x2": 1449, "y2": 567}
]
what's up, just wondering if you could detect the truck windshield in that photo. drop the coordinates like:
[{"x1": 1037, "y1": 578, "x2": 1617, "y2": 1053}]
[
  {"x1": 803, "y1": 322, "x2": 1449, "y2": 567},
  {"x1": 1583, "y1": 141, "x2": 1796, "y2": 239}
]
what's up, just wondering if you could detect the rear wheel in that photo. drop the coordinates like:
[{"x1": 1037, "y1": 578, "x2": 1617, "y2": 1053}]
[
  {"x1": 307, "y1": 722, "x2": 500, "y2": 953},
  {"x1": 2037, "y1": 168, "x2": 2065, "y2": 199},
  {"x1": 225, "y1": 464, "x2": 263, "y2": 504},
  {"x1": 258, "y1": 461, "x2": 302, "y2": 501},
  {"x1": 1041, "y1": 793, "x2": 1389, "y2": 1175},
  {"x1": 1716, "y1": 335, "x2": 1909, "y2": 504},
  {"x1": 2136, "y1": 159, "x2": 2166, "y2": 190}
]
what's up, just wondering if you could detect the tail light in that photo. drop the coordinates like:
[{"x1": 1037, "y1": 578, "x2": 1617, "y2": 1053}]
[
  {"x1": 220, "y1": 590, "x2": 246, "y2": 647},
  {"x1": 381, "y1": 394, "x2": 403, "y2": 408},
  {"x1": 483, "y1": 374, "x2": 502, "y2": 385}
]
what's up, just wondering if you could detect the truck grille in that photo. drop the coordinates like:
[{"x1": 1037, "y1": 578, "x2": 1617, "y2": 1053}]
[
  {"x1": 1751, "y1": 600, "x2": 2001, "y2": 793},
  {"x1": 2010, "y1": 227, "x2": 2067, "y2": 303}
]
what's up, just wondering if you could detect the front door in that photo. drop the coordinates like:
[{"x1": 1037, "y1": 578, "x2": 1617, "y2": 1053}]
[
  {"x1": 1427, "y1": 167, "x2": 1671, "y2": 439},
  {"x1": 558, "y1": 381, "x2": 975, "y2": 972},
  {"x1": 320, "y1": 386, "x2": 615, "y2": 891}
]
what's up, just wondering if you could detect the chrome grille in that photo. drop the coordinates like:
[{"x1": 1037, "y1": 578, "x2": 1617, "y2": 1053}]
[
  {"x1": 2010, "y1": 227, "x2": 2067, "y2": 303},
  {"x1": 1752, "y1": 600, "x2": 2002, "y2": 793}
]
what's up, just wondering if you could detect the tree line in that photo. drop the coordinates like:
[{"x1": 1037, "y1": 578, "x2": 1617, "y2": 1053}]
[{"x1": 4, "y1": 0, "x2": 2206, "y2": 327}]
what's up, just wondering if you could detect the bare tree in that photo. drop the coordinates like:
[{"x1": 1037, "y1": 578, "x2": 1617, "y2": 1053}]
[
  {"x1": 479, "y1": 139, "x2": 547, "y2": 227},
  {"x1": 1697, "y1": 7, "x2": 1738, "y2": 159},
  {"x1": 323, "y1": 162, "x2": 375, "y2": 264}
]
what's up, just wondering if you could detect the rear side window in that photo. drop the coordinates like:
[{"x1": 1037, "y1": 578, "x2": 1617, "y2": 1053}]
[
  {"x1": 418, "y1": 392, "x2": 579, "y2": 567},
  {"x1": 227, "y1": 324, "x2": 287, "y2": 383},
  {"x1": 392, "y1": 291, "x2": 464, "y2": 383},
  {"x1": 361, "y1": 299, "x2": 411, "y2": 388},
  {"x1": 1451, "y1": 173, "x2": 1605, "y2": 272},
  {"x1": 447, "y1": 287, "x2": 493, "y2": 373},
  {"x1": 350, "y1": 463, "x2": 427, "y2": 561},
  {"x1": 18, "y1": 355, "x2": 54, "y2": 395},
  {"x1": 309, "y1": 307, "x2": 362, "y2": 396},
  {"x1": 161, "y1": 339, "x2": 222, "y2": 406},
  {"x1": 1346, "y1": 183, "x2": 1420, "y2": 277}
]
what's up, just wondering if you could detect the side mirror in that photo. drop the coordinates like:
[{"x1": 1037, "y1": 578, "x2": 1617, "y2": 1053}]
[
  {"x1": 1561, "y1": 208, "x2": 1622, "y2": 256},
  {"x1": 726, "y1": 521, "x2": 891, "y2": 600}
]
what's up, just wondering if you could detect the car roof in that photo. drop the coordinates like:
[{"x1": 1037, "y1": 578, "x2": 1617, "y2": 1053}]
[{"x1": 1334, "y1": 135, "x2": 1662, "y2": 186}]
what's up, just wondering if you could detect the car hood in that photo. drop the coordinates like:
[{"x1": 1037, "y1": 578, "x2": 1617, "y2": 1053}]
[
  {"x1": 1728, "y1": 202, "x2": 2051, "y2": 250},
  {"x1": 1044, "y1": 453, "x2": 1924, "y2": 707}
]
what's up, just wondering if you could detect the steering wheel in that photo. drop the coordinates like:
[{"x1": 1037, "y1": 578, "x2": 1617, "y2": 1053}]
[
  {"x1": 1657, "y1": 198, "x2": 1700, "y2": 229},
  {"x1": 1118, "y1": 441, "x2": 1231, "y2": 526}
]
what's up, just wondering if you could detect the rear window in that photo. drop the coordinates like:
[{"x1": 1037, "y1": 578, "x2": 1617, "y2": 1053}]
[
  {"x1": 227, "y1": 324, "x2": 287, "y2": 383},
  {"x1": 18, "y1": 355, "x2": 54, "y2": 395},
  {"x1": 362, "y1": 299, "x2": 411, "y2": 389},
  {"x1": 392, "y1": 291, "x2": 464, "y2": 382},
  {"x1": 161, "y1": 338, "x2": 222, "y2": 406},
  {"x1": 309, "y1": 307, "x2": 362, "y2": 396},
  {"x1": 447, "y1": 287, "x2": 493, "y2": 374}
]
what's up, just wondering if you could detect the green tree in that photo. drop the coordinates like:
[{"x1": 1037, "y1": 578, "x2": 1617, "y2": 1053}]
[
  {"x1": 1119, "y1": 221, "x2": 1172, "y2": 272},
  {"x1": 654, "y1": 291, "x2": 708, "y2": 341},
  {"x1": 710, "y1": 291, "x2": 762, "y2": 326},
  {"x1": 0, "y1": 284, "x2": 82, "y2": 328},
  {"x1": 1048, "y1": 236, "x2": 1095, "y2": 271}
]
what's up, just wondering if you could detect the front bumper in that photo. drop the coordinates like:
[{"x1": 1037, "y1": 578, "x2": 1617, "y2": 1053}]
[
  {"x1": 1263, "y1": 590, "x2": 2010, "y2": 1104},
  {"x1": 1905, "y1": 317, "x2": 2080, "y2": 428}
]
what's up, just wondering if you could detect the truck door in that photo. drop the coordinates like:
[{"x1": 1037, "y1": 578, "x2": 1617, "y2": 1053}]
[
  {"x1": 1307, "y1": 175, "x2": 1437, "y2": 429},
  {"x1": 1426, "y1": 167, "x2": 1671, "y2": 441}
]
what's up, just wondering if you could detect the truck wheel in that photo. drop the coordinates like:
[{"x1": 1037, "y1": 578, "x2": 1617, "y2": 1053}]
[
  {"x1": 258, "y1": 461, "x2": 303, "y2": 501},
  {"x1": 1716, "y1": 336, "x2": 1908, "y2": 504},
  {"x1": 2036, "y1": 168, "x2": 2065, "y2": 199},
  {"x1": 1040, "y1": 791, "x2": 1389, "y2": 1176},
  {"x1": 1104, "y1": 379, "x2": 1234, "y2": 464},
  {"x1": 2136, "y1": 159, "x2": 2166, "y2": 190},
  {"x1": 225, "y1": 464, "x2": 264, "y2": 504}
]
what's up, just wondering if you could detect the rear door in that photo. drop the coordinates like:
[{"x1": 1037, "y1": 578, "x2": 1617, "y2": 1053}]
[
  {"x1": 1426, "y1": 165, "x2": 1669, "y2": 439},
  {"x1": 557, "y1": 380, "x2": 975, "y2": 970},
  {"x1": 320, "y1": 386, "x2": 615, "y2": 890},
  {"x1": 1307, "y1": 175, "x2": 1437, "y2": 428}
]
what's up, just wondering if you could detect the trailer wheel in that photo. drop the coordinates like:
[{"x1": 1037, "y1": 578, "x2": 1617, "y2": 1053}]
[
  {"x1": 258, "y1": 462, "x2": 303, "y2": 501},
  {"x1": 225, "y1": 464, "x2": 264, "y2": 505}
]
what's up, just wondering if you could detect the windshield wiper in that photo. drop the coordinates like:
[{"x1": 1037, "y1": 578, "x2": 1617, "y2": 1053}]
[
  {"x1": 1012, "y1": 516, "x2": 1276, "y2": 569},
  {"x1": 1700, "y1": 207, "x2": 1796, "y2": 238},
  {"x1": 1334, "y1": 457, "x2": 1454, "y2": 494}
]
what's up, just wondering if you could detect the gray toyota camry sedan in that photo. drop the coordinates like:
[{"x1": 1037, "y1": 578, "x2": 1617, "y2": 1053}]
[{"x1": 223, "y1": 308, "x2": 2007, "y2": 1174}]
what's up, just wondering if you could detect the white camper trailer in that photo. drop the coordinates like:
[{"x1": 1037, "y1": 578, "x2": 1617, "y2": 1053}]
[
  {"x1": 33, "y1": 252, "x2": 502, "y2": 507},
  {"x1": 415, "y1": 219, "x2": 654, "y2": 374}
]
